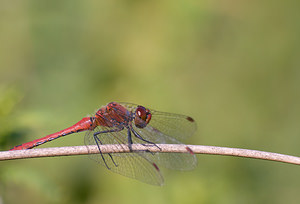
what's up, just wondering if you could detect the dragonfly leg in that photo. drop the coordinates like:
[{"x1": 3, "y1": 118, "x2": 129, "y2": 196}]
[
  {"x1": 130, "y1": 126, "x2": 162, "y2": 151},
  {"x1": 126, "y1": 127, "x2": 154, "y2": 155},
  {"x1": 127, "y1": 128, "x2": 133, "y2": 151},
  {"x1": 93, "y1": 128, "x2": 123, "y2": 169}
]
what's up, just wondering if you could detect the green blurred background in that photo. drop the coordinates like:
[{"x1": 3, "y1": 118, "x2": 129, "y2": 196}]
[{"x1": 1, "y1": 0, "x2": 300, "y2": 203}]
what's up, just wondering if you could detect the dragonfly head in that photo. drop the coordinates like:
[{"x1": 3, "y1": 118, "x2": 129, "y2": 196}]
[{"x1": 135, "y1": 106, "x2": 152, "y2": 128}]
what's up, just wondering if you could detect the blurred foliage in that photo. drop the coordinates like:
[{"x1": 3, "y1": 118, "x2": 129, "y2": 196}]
[{"x1": 1, "y1": 0, "x2": 300, "y2": 203}]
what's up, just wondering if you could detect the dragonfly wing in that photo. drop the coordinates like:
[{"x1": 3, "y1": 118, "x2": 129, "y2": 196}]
[
  {"x1": 84, "y1": 127, "x2": 164, "y2": 186},
  {"x1": 149, "y1": 110, "x2": 197, "y2": 141},
  {"x1": 132, "y1": 124, "x2": 198, "y2": 170},
  {"x1": 121, "y1": 103, "x2": 197, "y2": 141},
  {"x1": 120, "y1": 103, "x2": 198, "y2": 170}
]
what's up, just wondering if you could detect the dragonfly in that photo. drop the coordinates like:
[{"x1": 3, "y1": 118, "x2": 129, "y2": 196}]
[{"x1": 10, "y1": 102, "x2": 197, "y2": 185}]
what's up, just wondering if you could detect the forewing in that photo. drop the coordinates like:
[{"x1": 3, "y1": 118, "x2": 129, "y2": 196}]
[
  {"x1": 121, "y1": 103, "x2": 197, "y2": 141},
  {"x1": 149, "y1": 110, "x2": 197, "y2": 141}
]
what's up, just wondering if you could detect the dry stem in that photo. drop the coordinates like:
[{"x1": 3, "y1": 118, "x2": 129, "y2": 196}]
[{"x1": 1, "y1": 144, "x2": 299, "y2": 165}]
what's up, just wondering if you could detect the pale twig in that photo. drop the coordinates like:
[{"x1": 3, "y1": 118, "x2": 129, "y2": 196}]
[{"x1": 0, "y1": 144, "x2": 299, "y2": 165}]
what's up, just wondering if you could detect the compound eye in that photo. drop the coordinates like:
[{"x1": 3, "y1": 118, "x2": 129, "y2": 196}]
[
  {"x1": 136, "y1": 106, "x2": 147, "y2": 121},
  {"x1": 145, "y1": 108, "x2": 152, "y2": 124},
  {"x1": 135, "y1": 106, "x2": 151, "y2": 128}
]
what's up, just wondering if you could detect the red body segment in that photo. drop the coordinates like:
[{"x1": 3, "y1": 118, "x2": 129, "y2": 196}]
[
  {"x1": 10, "y1": 117, "x2": 96, "y2": 150},
  {"x1": 10, "y1": 102, "x2": 134, "y2": 151},
  {"x1": 94, "y1": 102, "x2": 131, "y2": 127}
]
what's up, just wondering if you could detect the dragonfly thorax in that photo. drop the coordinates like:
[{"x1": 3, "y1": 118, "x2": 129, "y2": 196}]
[{"x1": 95, "y1": 102, "x2": 132, "y2": 128}]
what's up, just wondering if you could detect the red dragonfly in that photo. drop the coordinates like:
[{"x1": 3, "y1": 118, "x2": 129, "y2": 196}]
[{"x1": 10, "y1": 102, "x2": 197, "y2": 185}]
